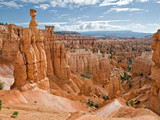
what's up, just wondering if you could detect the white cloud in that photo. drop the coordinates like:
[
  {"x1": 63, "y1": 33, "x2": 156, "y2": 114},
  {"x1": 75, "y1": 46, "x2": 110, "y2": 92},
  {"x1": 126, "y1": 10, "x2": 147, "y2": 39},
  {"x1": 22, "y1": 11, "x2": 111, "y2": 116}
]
[
  {"x1": 116, "y1": 0, "x2": 133, "y2": 6},
  {"x1": 99, "y1": 16, "x2": 104, "y2": 18},
  {"x1": 147, "y1": 23, "x2": 159, "y2": 27},
  {"x1": 106, "y1": 7, "x2": 144, "y2": 13},
  {"x1": 51, "y1": 20, "x2": 130, "y2": 31},
  {"x1": 127, "y1": 23, "x2": 145, "y2": 28},
  {"x1": 100, "y1": 0, "x2": 133, "y2": 6},
  {"x1": 50, "y1": 0, "x2": 100, "y2": 8},
  {"x1": 126, "y1": 23, "x2": 159, "y2": 32},
  {"x1": 17, "y1": 21, "x2": 159, "y2": 33},
  {"x1": 11, "y1": 0, "x2": 149, "y2": 8},
  {"x1": 35, "y1": 4, "x2": 50, "y2": 10},
  {"x1": 20, "y1": 0, "x2": 47, "y2": 4},
  {"x1": 136, "y1": 0, "x2": 148, "y2": 2},
  {"x1": 57, "y1": 14, "x2": 69, "y2": 19},
  {"x1": 77, "y1": 15, "x2": 89, "y2": 19},
  {"x1": 49, "y1": 10, "x2": 57, "y2": 13},
  {"x1": 155, "y1": 0, "x2": 160, "y2": 3},
  {"x1": 55, "y1": 22, "x2": 158, "y2": 33},
  {"x1": 50, "y1": 0, "x2": 65, "y2": 7},
  {"x1": 99, "y1": 0, "x2": 117, "y2": 6},
  {"x1": 0, "y1": 1, "x2": 23, "y2": 8}
]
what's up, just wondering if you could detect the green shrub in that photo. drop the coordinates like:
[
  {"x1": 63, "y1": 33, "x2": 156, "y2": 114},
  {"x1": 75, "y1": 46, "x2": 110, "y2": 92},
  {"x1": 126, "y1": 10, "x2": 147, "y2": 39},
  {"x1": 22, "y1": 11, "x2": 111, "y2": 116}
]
[
  {"x1": 88, "y1": 99, "x2": 94, "y2": 106},
  {"x1": 71, "y1": 46, "x2": 76, "y2": 49},
  {"x1": 94, "y1": 104, "x2": 99, "y2": 108},
  {"x1": 118, "y1": 59, "x2": 122, "y2": 63},
  {"x1": 0, "y1": 82, "x2": 4, "y2": 90},
  {"x1": 126, "y1": 101, "x2": 129, "y2": 106},
  {"x1": 92, "y1": 41, "x2": 94, "y2": 47},
  {"x1": 11, "y1": 111, "x2": 18, "y2": 118},
  {"x1": 130, "y1": 100, "x2": 134, "y2": 106},
  {"x1": 103, "y1": 96, "x2": 109, "y2": 101},
  {"x1": 100, "y1": 50, "x2": 105, "y2": 54},
  {"x1": 121, "y1": 72, "x2": 131, "y2": 83},
  {"x1": 110, "y1": 55, "x2": 112, "y2": 59},
  {"x1": 13, "y1": 111, "x2": 18, "y2": 116},
  {"x1": 80, "y1": 74, "x2": 92, "y2": 79},
  {"x1": 135, "y1": 99, "x2": 141, "y2": 104},
  {"x1": 127, "y1": 65, "x2": 132, "y2": 72},
  {"x1": 124, "y1": 72, "x2": 131, "y2": 80}
]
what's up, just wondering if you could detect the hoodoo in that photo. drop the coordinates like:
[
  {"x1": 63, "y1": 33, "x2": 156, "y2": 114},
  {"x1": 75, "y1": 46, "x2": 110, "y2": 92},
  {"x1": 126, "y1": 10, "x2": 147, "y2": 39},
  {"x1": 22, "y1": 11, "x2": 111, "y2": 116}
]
[{"x1": 11, "y1": 9, "x2": 49, "y2": 92}]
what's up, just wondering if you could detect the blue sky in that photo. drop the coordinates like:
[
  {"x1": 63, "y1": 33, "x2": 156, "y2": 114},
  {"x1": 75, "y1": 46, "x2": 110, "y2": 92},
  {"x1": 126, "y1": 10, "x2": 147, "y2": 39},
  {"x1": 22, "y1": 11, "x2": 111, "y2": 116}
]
[{"x1": 0, "y1": 0, "x2": 160, "y2": 33}]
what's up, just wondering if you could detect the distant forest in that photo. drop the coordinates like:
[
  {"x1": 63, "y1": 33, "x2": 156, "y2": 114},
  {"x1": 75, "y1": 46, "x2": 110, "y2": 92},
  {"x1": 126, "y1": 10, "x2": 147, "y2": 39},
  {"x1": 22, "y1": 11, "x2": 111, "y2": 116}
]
[{"x1": 0, "y1": 22, "x2": 8, "y2": 25}]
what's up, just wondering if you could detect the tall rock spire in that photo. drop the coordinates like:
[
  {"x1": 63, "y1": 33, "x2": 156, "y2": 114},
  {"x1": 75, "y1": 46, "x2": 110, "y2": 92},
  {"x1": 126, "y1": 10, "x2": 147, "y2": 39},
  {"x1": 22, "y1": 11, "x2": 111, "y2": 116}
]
[{"x1": 29, "y1": 9, "x2": 38, "y2": 29}]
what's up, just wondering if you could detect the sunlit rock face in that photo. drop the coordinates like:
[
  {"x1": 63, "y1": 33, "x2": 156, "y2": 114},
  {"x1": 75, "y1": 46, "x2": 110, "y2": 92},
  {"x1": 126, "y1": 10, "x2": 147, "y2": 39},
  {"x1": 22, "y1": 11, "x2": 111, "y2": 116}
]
[
  {"x1": 149, "y1": 29, "x2": 160, "y2": 115},
  {"x1": 1, "y1": 24, "x2": 22, "y2": 62},
  {"x1": 43, "y1": 26, "x2": 71, "y2": 80},
  {"x1": 67, "y1": 50, "x2": 123, "y2": 99},
  {"x1": 11, "y1": 9, "x2": 49, "y2": 92},
  {"x1": 131, "y1": 52, "x2": 153, "y2": 78}
]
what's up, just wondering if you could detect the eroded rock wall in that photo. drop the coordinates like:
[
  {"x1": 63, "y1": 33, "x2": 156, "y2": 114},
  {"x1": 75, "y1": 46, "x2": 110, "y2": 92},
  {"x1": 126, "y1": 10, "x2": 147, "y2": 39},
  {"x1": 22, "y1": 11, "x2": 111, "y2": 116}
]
[
  {"x1": 149, "y1": 30, "x2": 160, "y2": 115},
  {"x1": 132, "y1": 52, "x2": 153, "y2": 77},
  {"x1": 2, "y1": 24, "x2": 22, "y2": 61},
  {"x1": 67, "y1": 50, "x2": 122, "y2": 99}
]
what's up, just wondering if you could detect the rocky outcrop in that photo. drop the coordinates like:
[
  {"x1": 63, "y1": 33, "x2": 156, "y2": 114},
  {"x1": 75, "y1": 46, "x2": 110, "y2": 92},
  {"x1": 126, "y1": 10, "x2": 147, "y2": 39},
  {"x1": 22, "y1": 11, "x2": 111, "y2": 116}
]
[
  {"x1": 0, "y1": 25, "x2": 8, "y2": 50},
  {"x1": 67, "y1": 50, "x2": 112, "y2": 84},
  {"x1": 43, "y1": 26, "x2": 71, "y2": 80},
  {"x1": 93, "y1": 57, "x2": 112, "y2": 85},
  {"x1": 53, "y1": 42, "x2": 71, "y2": 80},
  {"x1": 43, "y1": 26, "x2": 54, "y2": 77},
  {"x1": 67, "y1": 50, "x2": 111, "y2": 75},
  {"x1": 67, "y1": 50, "x2": 122, "y2": 99},
  {"x1": 1, "y1": 24, "x2": 22, "y2": 61},
  {"x1": 149, "y1": 30, "x2": 160, "y2": 115},
  {"x1": 11, "y1": 9, "x2": 49, "y2": 92},
  {"x1": 132, "y1": 52, "x2": 153, "y2": 77}
]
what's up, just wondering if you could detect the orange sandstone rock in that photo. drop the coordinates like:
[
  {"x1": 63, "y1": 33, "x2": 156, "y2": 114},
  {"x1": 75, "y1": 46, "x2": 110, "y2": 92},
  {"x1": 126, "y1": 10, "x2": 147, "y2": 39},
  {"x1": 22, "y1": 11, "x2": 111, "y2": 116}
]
[
  {"x1": 132, "y1": 52, "x2": 153, "y2": 77},
  {"x1": 11, "y1": 9, "x2": 49, "y2": 92},
  {"x1": 148, "y1": 29, "x2": 160, "y2": 115}
]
